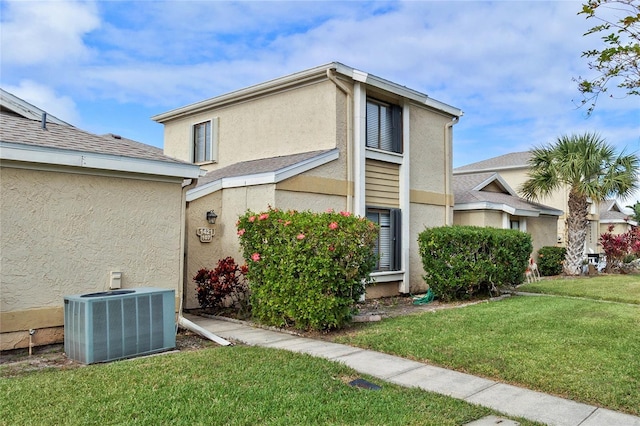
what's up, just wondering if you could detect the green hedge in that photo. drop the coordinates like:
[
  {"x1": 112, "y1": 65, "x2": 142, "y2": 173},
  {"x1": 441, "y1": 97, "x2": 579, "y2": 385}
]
[
  {"x1": 537, "y1": 246, "x2": 566, "y2": 276},
  {"x1": 236, "y1": 208, "x2": 378, "y2": 330},
  {"x1": 418, "y1": 226, "x2": 532, "y2": 301}
]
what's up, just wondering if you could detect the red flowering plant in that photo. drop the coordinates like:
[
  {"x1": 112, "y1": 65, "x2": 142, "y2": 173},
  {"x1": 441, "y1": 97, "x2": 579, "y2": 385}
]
[
  {"x1": 194, "y1": 256, "x2": 250, "y2": 317},
  {"x1": 599, "y1": 225, "x2": 640, "y2": 272},
  {"x1": 236, "y1": 207, "x2": 378, "y2": 330}
]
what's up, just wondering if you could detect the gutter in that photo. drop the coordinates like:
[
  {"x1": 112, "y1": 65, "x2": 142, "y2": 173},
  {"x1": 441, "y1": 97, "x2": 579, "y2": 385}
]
[{"x1": 444, "y1": 117, "x2": 460, "y2": 225}]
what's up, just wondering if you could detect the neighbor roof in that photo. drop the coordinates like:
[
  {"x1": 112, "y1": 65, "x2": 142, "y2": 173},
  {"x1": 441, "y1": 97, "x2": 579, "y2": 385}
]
[
  {"x1": 152, "y1": 62, "x2": 463, "y2": 123},
  {"x1": 187, "y1": 149, "x2": 339, "y2": 201},
  {"x1": 0, "y1": 88, "x2": 71, "y2": 126},
  {"x1": 454, "y1": 171, "x2": 562, "y2": 217},
  {"x1": 599, "y1": 199, "x2": 637, "y2": 225},
  {"x1": 454, "y1": 151, "x2": 531, "y2": 174},
  {"x1": 1, "y1": 110, "x2": 201, "y2": 179}
]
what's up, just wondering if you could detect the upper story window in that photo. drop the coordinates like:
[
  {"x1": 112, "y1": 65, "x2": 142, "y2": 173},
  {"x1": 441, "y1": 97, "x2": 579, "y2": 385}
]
[
  {"x1": 366, "y1": 98, "x2": 402, "y2": 154},
  {"x1": 193, "y1": 120, "x2": 216, "y2": 163}
]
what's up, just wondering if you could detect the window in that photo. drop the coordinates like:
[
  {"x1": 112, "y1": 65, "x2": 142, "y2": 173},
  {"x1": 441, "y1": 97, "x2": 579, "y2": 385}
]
[
  {"x1": 366, "y1": 98, "x2": 402, "y2": 153},
  {"x1": 366, "y1": 207, "x2": 401, "y2": 271},
  {"x1": 193, "y1": 119, "x2": 217, "y2": 163},
  {"x1": 510, "y1": 220, "x2": 520, "y2": 230}
]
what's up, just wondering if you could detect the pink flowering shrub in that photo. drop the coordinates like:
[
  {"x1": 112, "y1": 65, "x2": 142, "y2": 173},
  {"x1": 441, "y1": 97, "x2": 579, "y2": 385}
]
[
  {"x1": 236, "y1": 207, "x2": 378, "y2": 330},
  {"x1": 599, "y1": 225, "x2": 640, "y2": 271}
]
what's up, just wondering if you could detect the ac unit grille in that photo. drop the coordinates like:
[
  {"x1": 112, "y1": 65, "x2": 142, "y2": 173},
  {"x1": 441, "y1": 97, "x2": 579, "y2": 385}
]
[{"x1": 64, "y1": 288, "x2": 175, "y2": 364}]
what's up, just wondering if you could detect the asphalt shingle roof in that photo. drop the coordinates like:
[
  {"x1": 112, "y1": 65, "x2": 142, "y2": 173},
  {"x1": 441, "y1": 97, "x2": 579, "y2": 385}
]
[
  {"x1": 454, "y1": 151, "x2": 531, "y2": 173},
  {"x1": 0, "y1": 112, "x2": 187, "y2": 165},
  {"x1": 453, "y1": 172, "x2": 561, "y2": 215},
  {"x1": 195, "y1": 149, "x2": 335, "y2": 187}
]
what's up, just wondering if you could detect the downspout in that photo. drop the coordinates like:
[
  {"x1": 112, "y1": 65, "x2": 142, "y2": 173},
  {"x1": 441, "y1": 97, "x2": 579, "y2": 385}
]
[
  {"x1": 326, "y1": 69, "x2": 353, "y2": 213},
  {"x1": 176, "y1": 177, "x2": 230, "y2": 346},
  {"x1": 444, "y1": 117, "x2": 459, "y2": 225}
]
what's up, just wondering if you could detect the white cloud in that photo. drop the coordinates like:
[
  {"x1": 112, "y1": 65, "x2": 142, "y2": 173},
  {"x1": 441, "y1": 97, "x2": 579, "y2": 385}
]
[
  {"x1": 5, "y1": 80, "x2": 80, "y2": 125},
  {"x1": 1, "y1": 0, "x2": 100, "y2": 66}
]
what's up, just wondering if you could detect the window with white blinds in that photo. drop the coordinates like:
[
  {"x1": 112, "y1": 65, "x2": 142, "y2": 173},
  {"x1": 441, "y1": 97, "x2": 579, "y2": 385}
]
[
  {"x1": 366, "y1": 207, "x2": 401, "y2": 271},
  {"x1": 366, "y1": 98, "x2": 402, "y2": 153},
  {"x1": 193, "y1": 120, "x2": 213, "y2": 163}
]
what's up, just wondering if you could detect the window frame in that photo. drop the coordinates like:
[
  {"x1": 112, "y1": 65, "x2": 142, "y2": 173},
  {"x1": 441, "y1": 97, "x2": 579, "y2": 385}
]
[
  {"x1": 365, "y1": 98, "x2": 403, "y2": 154},
  {"x1": 192, "y1": 118, "x2": 218, "y2": 164},
  {"x1": 366, "y1": 207, "x2": 402, "y2": 272}
]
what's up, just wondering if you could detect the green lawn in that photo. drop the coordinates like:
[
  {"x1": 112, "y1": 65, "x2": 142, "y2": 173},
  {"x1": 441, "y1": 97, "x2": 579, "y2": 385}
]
[
  {"x1": 519, "y1": 273, "x2": 640, "y2": 304},
  {"x1": 0, "y1": 346, "x2": 537, "y2": 426},
  {"x1": 337, "y1": 296, "x2": 640, "y2": 415}
]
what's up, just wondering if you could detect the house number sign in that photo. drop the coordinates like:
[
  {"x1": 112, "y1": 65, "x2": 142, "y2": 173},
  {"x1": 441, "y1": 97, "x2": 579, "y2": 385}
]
[{"x1": 196, "y1": 227, "x2": 215, "y2": 242}]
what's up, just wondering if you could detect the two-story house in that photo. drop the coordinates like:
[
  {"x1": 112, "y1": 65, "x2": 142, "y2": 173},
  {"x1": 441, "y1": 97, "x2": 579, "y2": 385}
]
[{"x1": 152, "y1": 62, "x2": 463, "y2": 309}]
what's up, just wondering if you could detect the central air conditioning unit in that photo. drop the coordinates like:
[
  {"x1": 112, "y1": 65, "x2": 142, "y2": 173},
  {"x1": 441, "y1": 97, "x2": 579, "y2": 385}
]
[{"x1": 64, "y1": 287, "x2": 176, "y2": 364}]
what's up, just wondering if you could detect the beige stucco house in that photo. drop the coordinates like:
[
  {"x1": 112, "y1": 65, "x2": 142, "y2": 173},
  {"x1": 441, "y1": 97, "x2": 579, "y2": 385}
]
[
  {"x1": 454, "y1": 151, "x2": 604, "y2": 254},
  {"x1": 0, "y1": 89, "x2": 202, "y2": 350},
  {"x1": 452, "y1": 172, "x2": 562, "y2": 254},
  {"x1": 152, "y1": 62, "x2": 463, "y2": 309},
  {"x1": 598, "y1": 199, "x2": 637, "y2": 235}
]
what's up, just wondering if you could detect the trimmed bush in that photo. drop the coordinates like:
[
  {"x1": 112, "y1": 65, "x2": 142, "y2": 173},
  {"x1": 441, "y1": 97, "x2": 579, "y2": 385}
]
[
  {"x1": 418, "y1": 226, "x2": 532, "y2": 301},
  {"x1": 537, "y1": 246, "x2": 566, "y2": 276},
  {"x1": 236, "y1": 208, "x2": 378, "y2": 330},
  {"x1": 194, "y1": 257, "x2": 250, "y2": 315}
]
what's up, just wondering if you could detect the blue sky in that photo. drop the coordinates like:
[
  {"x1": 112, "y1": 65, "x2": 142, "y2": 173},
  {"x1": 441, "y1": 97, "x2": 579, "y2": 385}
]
[{"x1": 1, "y1": 0, "x2": 639, "y2": 201}]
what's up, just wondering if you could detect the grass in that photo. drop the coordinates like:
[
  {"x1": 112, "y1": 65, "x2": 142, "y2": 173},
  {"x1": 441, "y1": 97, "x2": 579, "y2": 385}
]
[
  {"x1": 0, "y1": 346, "x2": 539, "y2": 426},
  {"x1": 337, "y1": 296, "x2": 640, "y2": 415},
  {"x1": 519, "y1": 273, "x2": 640, "y2": 304}
]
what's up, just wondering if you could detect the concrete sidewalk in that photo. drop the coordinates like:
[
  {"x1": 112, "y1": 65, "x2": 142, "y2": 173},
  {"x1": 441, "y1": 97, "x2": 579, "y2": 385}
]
[{"x1": 183, "y1": 314, "x2": 640, "y2": 426}]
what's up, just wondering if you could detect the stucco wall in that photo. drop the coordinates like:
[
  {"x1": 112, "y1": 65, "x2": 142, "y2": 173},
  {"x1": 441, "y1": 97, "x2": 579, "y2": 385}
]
[
  {"x1": 184, "y1": 185, "x2": 277, "y2": 309},
  {"x1": 409, "y1": 203, "x2": 447, "y2": 293},
  {"x1": 1, "y1": 166, "x2": 185, "y2": 350},
  {"x1": 163, "y1": 80, "x2": 339, "y2": 168},
  {"x1": 527, "y1": 215, "x2": 560, "y2": 255},
  {"x1": 409, "y1": 105, "x2": 450, "y2": 195}
]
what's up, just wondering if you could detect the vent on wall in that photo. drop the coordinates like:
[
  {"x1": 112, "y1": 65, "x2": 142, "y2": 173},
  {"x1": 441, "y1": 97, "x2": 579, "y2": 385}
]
[{"x1": 64, "y1": 287, "x2": 175, "y2": 364}]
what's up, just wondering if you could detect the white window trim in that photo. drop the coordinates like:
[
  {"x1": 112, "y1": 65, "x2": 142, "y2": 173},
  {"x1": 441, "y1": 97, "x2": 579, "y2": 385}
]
[
  {"x1": 370, "y1": 270, "x2": 405, "y2": 283},
  {"x1": 191, "y1": 117, "x2": 219, "y2": 164}
]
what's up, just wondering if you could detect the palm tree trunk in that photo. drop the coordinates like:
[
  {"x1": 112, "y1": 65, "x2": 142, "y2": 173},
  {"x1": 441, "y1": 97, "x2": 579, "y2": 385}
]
[{"x1": 564, "y1": 189, "x2": 590, "y2": 275}]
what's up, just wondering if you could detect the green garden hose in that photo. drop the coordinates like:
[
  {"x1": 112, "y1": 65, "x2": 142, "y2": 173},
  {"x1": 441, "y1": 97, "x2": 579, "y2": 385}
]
[{"x1": 412, "y1": 288, "x2": 434, "y2": 305}]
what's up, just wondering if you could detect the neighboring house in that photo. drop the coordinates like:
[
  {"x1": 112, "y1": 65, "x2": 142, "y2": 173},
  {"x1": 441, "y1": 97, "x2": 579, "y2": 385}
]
[
  {"x1": 152, "y1": 62, "x2": 463, "y2": 308},
  {"x1": 452, "y1": 172, "x2": 562, "y2": 254},
  {"x1": 0, "y1": 89, "x2": 202, "y2": 350},
  {"x1": 454, "y1": 151, "x2": 602, "y2": 254},
  {"x1": 599, "y1": 199, "x2": 637, "y2": 235}
]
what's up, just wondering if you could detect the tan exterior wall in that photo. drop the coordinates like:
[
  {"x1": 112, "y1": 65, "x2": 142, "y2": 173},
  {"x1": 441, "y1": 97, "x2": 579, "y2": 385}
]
[
  {"x1": 527, "y1": 215, "x2": 560, "y2": 255},
  {"x1": 409, "y1": 106, "x2": 450, "y2": 195},
  {"x1": 599, "y1": 222, "x2": 633, "y2": 237},
  {"x1": 184, "y1": 184, "x2": 276, "y2": 309},
  {"x1": 1, "y1": 166, "x2": 185, "y2": 350},
  {"x1": 409, "y1": 203, "x2": 447, "y2": 293},
  {"x1": 163, "y1": 80, "x2": 339, "y2": 168},
  {"x1": 453, "y1": 210, "x2": 504, "y2": 228}
]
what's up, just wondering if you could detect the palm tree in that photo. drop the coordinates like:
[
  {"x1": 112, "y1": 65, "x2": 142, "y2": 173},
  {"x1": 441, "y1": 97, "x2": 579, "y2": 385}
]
[
  {"x1": 626, "y1": 201, "x2": 640, "y2": 223},
  {"x1": 521, "y1": 132, "x2": 639, "y2": 275}
]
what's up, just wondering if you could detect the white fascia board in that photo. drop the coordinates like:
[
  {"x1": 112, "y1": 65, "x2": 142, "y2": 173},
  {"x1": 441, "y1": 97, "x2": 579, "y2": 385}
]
[
  {"x1": 0, "y1": 142, "x2": 202, "y2": 179},
  {"x1": 275, "y1": 149, "x2": 340, "y2": 181},
  {"x1": 454, "y1": 201, "x2": 540, "y2": 217},
  {"x1": 473, "y1": 173, "x2": 519, "y2": 197},
  {"x1": 186, "y1": 149, "x2": 339, "y2": 202},
  {"x1": 601, "y1": 218, "x2": 638, "y2": 226},
  {"x1": 332, "y1": 64, "x2": 463, "y2": 117}
]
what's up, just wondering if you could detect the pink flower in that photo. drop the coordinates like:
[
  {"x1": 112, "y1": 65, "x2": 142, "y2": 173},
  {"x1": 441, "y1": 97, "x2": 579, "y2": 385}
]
[
  {"x1": 251, "y1": 253, "x2": 261, "y2": 262},
  {"x1": 328, "y1": 222, "x2": 339, "y2": 230},
  {"x1": 237, "y1": 229, "x2": 245, "y2": 236},
  {"x1": 328, "y1": 245, "x2": 335, "y2": 252},
  {"x1": 284, "y1": 221, "x2": 292, "y2": 226},
  {"x1": 339, "y1": 211, "x2": 351, "y2": 217},
  {"x1": 296, "y1": 233, "x2": 305, "y2": 240},
  {"x1": 259, "y1": 213, "x2": 269, "y2": 220},
  {"x1": 326, "y1": 208, "x2": 334, "y2": 213},
  {"x1": 248, "y1": 216, "x2": 256, "y2": 222},
  {"x1": 235, "y1": 220, "x2": 240, "y2": 226}
]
